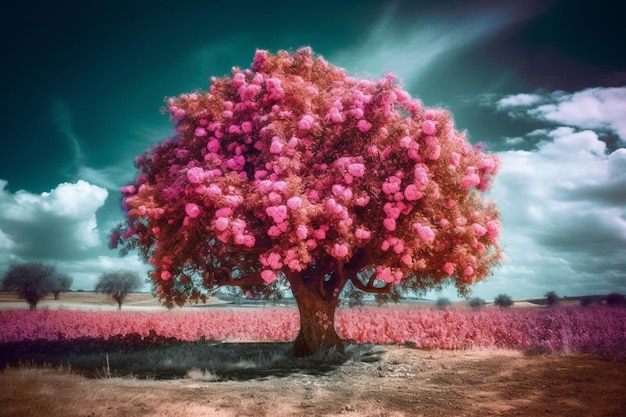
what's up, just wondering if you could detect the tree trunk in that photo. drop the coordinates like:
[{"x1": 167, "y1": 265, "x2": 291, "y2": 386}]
[{"x1": 289, "y1": 273, "x2": 344, "y2": 357}]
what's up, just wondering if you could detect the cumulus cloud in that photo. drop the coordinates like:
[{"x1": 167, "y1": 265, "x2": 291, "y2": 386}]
[
  {"x1": 485, "y1": 125, "x2": 626, "y2": 298},
  {"x1": 497, "y1": 93, "x2": 542, "y2": 109},
  {"x1": 0, "y1": 180, "x2": 108, "y2": 260},
  {"x1": 498, "y1": 87, "x2": 626, "y2": 141},
  {"x1": 58, "y1": 255, "x2": 152, "y2": 291}
]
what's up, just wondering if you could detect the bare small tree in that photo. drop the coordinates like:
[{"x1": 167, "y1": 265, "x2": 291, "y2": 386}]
[
  {"x1": 51, "y1": 273, "x2": 73, "y2": 300},
  {"x1": 95, "y1": 271, "x2": 143, "y2": 309},
  {"x1": 1, "y1": 262, "x2": 57, "y2": 310}
]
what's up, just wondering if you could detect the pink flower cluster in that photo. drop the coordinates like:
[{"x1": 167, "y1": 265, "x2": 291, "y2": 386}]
[{"x1": 2, "y1": 306, "x2": 624, "y2": 360}]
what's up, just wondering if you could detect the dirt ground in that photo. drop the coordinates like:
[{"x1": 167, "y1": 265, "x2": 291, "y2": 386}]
[{"x1": 1, "y1": 346, "x2": 625, "y2": 417}]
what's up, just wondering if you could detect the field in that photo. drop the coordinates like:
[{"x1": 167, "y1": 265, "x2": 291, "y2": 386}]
[{"x1": 1, "y1": 292, "x2": 625, "y2": 416}]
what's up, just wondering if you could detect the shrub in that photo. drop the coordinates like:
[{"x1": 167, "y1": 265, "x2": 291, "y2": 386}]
[
  {"x1": 606, "y1": 292, "x2": 625, "y2": 306},
  {"x1": 545, "y1": 291, "x2": 560, "y2": 307},
  {"x1": 436, "y1": 297, "x2": 452, "y2": 309},
  {"x1": 468, "y1": 297, "x2": 485, "y2": 308},
  {"x1": 493, "y1": 294, "x2": 513, "y2": 308}
]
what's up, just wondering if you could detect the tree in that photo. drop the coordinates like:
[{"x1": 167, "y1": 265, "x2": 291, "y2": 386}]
[
  {"x1": 51, "y1": 273, "x2": 73, "y2": 300},
  {"x1": 494, "y1": 294, "x2": 513, "y2": 308},
  {"x1": 545, "y1": 290, "x2": 559, "y2": 307},
  {"x1": 95, "y1": 271, "x2": 143, "y2": 310},
  {"x1": 111, "y1": 48, "x2": 502, "y2": 355},
  {"x1": 468, "y1": 296, "x2": 485, "y2": 308},
  {"x1": 436, "y1": 297, "x2": 452, "y2": 309},
  {"x1": 1, "y1": 262, "x2": 58, "y2": 309},
  {"x1": 606, "y1": 292, "x2": 625, "y2": 306}
]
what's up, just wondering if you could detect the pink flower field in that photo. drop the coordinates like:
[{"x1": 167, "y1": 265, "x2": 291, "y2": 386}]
[{"x1": 1, "y1": 306, "x2": 624, "y2": 360}]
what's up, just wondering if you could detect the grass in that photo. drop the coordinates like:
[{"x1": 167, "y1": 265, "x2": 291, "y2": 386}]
[{"x1": 1, "y1": 339, "x2": 385, "y2": 381}]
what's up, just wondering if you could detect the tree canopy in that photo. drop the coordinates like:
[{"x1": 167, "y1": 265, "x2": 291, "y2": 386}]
[
  {"x1": 1, "y1": 262, "x2": 65, "y2": 309},
  {"x1": 95, "y1": 271, "x2": 143, "y2": 309},
  {"x1": 111, "y1": 47, "x2": 502, "y2": 354}
]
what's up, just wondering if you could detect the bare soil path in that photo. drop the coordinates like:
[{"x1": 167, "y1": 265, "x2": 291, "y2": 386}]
[{"x1": 1, "y1": 346, "x2": 625, "y2": 417}]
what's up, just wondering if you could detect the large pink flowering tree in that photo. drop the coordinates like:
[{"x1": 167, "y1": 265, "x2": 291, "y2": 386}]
[{"x1": 111, "y1": 47, "x2": 502, "y2": 356}]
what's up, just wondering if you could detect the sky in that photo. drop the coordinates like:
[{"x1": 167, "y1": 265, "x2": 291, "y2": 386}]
[{"x1": 1, "y1": 0, "x2": 625, "y2": 300}]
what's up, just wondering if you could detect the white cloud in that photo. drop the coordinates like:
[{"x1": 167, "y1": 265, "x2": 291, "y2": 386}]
[
  {"x1": 0, "y1": 180, "x2": 108, "y2": 260},
  {"x1": 497, "y1": 93, "x2": 542, "y2": 109},
  {"x1": 57, "y1": 255, "x2": 152, "y2": 291},
  {"x1": 499, "y1": 87, "x2": 626, "y2": 141},
  {"x1": 483, "y1": 127, "x2": 626, "y2": 298}
]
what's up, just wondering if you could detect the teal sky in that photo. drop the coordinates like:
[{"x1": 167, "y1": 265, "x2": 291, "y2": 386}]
[{"x1": 1, "y1": 0, "x2": 625, "y2": 300}]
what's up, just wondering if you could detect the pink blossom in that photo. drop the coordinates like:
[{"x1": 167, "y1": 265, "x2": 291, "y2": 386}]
[
  {"x1": 287, "y1": 196, "x2": 302, "y2": 210},
  {"x1": 270, "y1": 138, "x2": 284, "y2": 154},
  {"x1": 355, "y1": 227, "x2": 371, "y2": 240},
  {"x1": 242, "y1": 235, "x2": 255, "y2": 248},
  {"x1": 383, "y1": 218, "x2": 396, "y2": 231},
  {"x1": 298, "y1": 115, "x2": 315, "y2": 131},
  {"x1": 207, "y1": 138, "x2": 220, "y2": 153},
  {"x1": 120, "y1": 184, "x2": 136, "y2": 194},
  {"x1": 357, "y1": 119, "x2": 372, "y2": 132},
  {"x1": 401, "y1": 254, "x2": 413, "y2": 267},
  {"x1": 347, "y1": 163, "x2": 365, "y2": 177},
  {"x1": 195, "y1": 127, "x2": 207, "y2": 137},
  {"x1": 355, "y1": 195, "x2": 370, "y2": 206},
  {"x1": 404, "y1": 184, "x2": 422, "y2": 201},
  {"x1": 261, "y1": 270, "x2": 277, "y2": 283},
  {"x1": 215, "y1": 217, "x2": 229, "y2": 231},
  {"x1": 422, "y1": 120, "x2": 436, "y2": 135},
  {"x1": 313, "y1": 228, "x2": 326, "y2": 240},
  {"x1": 413, "y1": 224, "x2": 435, "y2": 243},
  {"x1": 382, "y1": 176, "x2": 401, "y2": 194},
  {"x1": 464, "y1": 266, "x2": 474, "y2": 276},
  {"x1": 260, "y1": 252, "x2": 283, "y2": 269},
  {"x1": 414, "y1": 165, "x2": 428, "y2": 186},
  {"x1": 486, "y1": 220, "x2": 501, "y2": 240},
  {"x1": 268, "y1": 192, "x2": 282, "y2": 204},
  {"x1": 296, "y1": 225, "x2": 308, "y2": 240},
  {"x1": 393, "y1": 240, "x2": 405, "y2": 254},
  {"x1": 185, "y1": 203, "x2": 201, "y2": 218},
  {"x1": 272, "y1": 181, "x2": 288, "y2": 193},
  {"x1": 472, "y1": 223, "x2": 487, "y2": 236},
  {"x1": 267, "y1": 225, "x2": 282, "y2": 237},
  {"x1": 400, "y1": 136, "x2": 412, "y2": 148},
  {"x1": 241, "y1": 121, "x2": 253, "y2": 133},
  {"x1": 331, "y1": 243, "x2": 349, "y2": 258},
  {"x1": 443, "y1": 262, "x2": 455, "y2": 275},
  {"x1": 187, "y1": 167, "x2": 205, "y2": 184},
  {"x1": 429, "y1": 144, "x2": 441, "y2": 160},
  {"x1": 215, "y1": 207, "x2": 233, "y2": 217},
  {"x1": 161, "y1": 271, "x2": 172, "y2": 281}
]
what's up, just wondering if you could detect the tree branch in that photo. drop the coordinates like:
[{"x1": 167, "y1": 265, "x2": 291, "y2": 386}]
[
  {"x1": 348, "y1": 273, "x2": 392, "y2": 294},
  {"x1": 212, "y1": 268, "x2": 266, "y2": 287}
]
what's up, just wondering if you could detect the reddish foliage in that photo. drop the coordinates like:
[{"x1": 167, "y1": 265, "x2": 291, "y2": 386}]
[{"x1": 112, "y1": 47, "x2": 502, "y2": 309}]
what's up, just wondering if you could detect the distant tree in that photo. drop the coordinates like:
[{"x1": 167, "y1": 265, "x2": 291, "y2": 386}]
[
  {"x1": 110, "y1": 47, "x2": 503, "y2": 355},
  {"x1": 468, "y1": 296, "x2": 485, "y2": 308},
  {"x1": 545, "y1": 291, "x2": 560, "y2": 307},
  {"x1": 1, "y1": 262, "x2": 58, "y2": 310},
  {"x1": 436, "y1": 297, "x2": 452, "y2": 309},
  {"x1": 95, "y1": 271, "x2": 143, "y2": 310},
  {"x1": 51, "y1": 273, "x2": 73, "y2": 300},
  {"x1": 580, "y1": 296, "x2": 594, "y2": 307},
  {"x1": 493, "y1": 293, "x2": 513, "y2": 308},
  {"x1": 606, "y1": 292, "x2": 625, "y2": 306}
]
